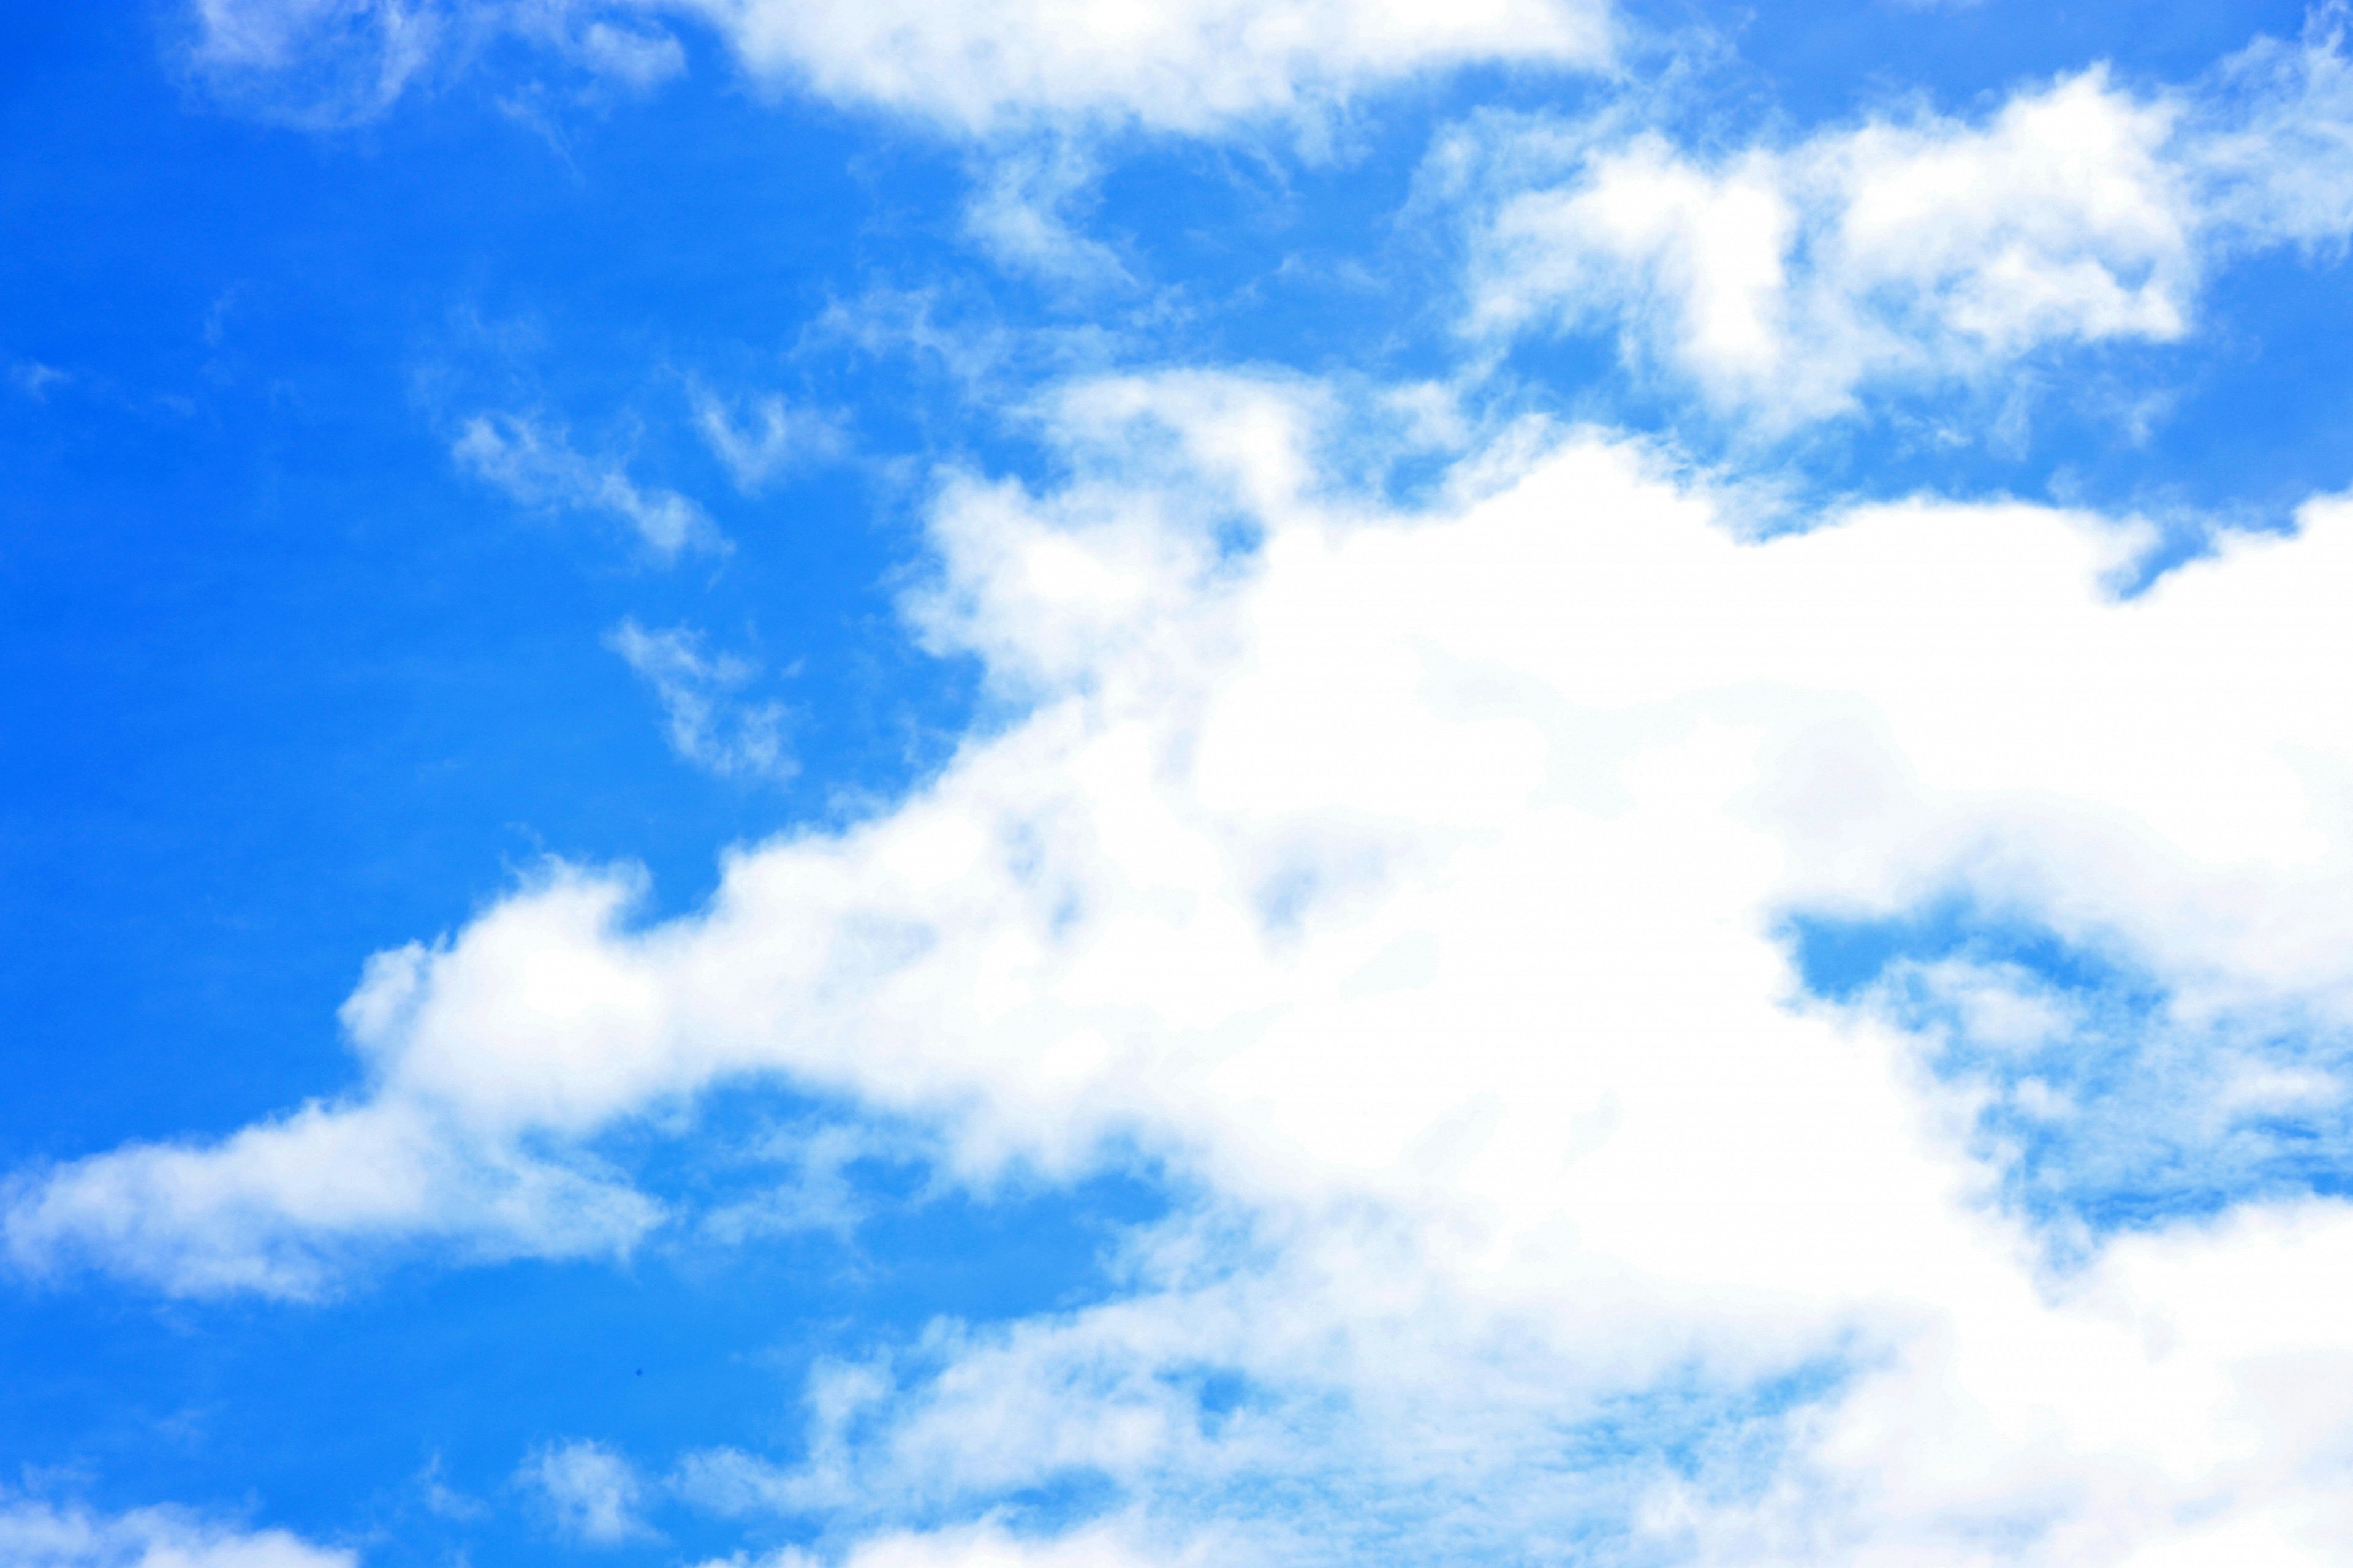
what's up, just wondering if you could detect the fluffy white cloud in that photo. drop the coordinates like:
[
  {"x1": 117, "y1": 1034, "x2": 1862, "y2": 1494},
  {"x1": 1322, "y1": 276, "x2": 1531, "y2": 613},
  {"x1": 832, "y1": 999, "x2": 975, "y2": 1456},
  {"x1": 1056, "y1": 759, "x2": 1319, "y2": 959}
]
[
  {"x1": 184, "y1": 0, "x2": 1608, "y2": 134},
  {"x1": 521, "y1": 1439, "x2": 654, "y2": 1545},
  {"x1": 454, "y1": 411, "x2": 725, "y2": 560},
  {"x1": 0, "y1": 1497, "x2": 353, "y2": 1568},
  {"x1": 16, "y1": 370, "x2": 2353, "y2": 1559},
  {"x1": 1, "y1": 1094, "x2": 658, "y2": 1298},
  {"x1": 656, "y1": 0, "x2": 1607, "y2": 137},
  {"x1": 1456, "y1": 9, "x2": 2353, "y2": 424},
  {"x1": 610, "y1": 619, "x2": 796, "y2": 782}
]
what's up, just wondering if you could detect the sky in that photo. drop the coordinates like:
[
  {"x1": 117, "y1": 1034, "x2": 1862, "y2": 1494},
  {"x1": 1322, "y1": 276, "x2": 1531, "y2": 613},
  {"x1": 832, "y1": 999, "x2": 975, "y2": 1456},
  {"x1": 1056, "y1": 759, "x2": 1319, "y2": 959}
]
[{"x1": 6, "y1": 0, "x2": 2353, "y2": 1564}]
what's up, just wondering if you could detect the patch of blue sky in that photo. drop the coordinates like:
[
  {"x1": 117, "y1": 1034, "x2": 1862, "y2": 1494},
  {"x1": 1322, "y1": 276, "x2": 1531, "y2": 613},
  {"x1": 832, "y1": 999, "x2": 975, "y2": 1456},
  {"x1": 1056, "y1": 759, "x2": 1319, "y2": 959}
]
[
  {"x1": 0, "y1": 9, "x2": 979, "y2": 1170},
  {"x1": 1786, "y1": 902, "x2": 2353, "y2": 1239}
]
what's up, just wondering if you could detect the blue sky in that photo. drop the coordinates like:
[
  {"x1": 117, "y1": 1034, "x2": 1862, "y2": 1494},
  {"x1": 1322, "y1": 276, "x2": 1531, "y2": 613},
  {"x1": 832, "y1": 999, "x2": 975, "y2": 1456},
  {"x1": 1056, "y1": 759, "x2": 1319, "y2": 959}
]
[{"x1": 9, "y1": 2, "x2": 2353, "y2": 1566}]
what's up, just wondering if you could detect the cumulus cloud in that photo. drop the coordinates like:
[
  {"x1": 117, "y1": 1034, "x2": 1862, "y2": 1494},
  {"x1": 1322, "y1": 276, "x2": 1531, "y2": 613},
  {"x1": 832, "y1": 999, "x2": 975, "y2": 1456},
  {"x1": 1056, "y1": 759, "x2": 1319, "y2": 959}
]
[
  {"x1": 1, "y1": 1091, "x2": 660, "y2": 1298},
  {"x1": 0, "y1": 1496, "x2": 354, "y2": 1568},
  {"x1": 521, "y1": 1439, "x2": 654, "y2": 1545},
  {"x1": 1453, "y1": 8, "x2": 2353, "y2": 425},
  {"x1": 184, "y1": 0, "x2": 1609, "y2": 134},
  {"x1": 657, "y1": 0, "x2": 1608, "y2": 137},
  {"x1": 15, "y1": 370, "x2": 2353, "y2": 1558},
  {"x1": 454, "y1": 411, "x2": 725, "y2": 559},
  {"x1": 609, "y1": 619, "x2": 795, "y2": 782}
]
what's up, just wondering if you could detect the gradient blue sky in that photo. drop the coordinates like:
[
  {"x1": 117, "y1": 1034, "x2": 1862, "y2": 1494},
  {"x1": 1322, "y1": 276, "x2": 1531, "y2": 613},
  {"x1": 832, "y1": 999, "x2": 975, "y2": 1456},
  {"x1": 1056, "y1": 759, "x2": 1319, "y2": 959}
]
[{"x1": 7, "y1": 3, "x2": 2353, "y2": 1566}]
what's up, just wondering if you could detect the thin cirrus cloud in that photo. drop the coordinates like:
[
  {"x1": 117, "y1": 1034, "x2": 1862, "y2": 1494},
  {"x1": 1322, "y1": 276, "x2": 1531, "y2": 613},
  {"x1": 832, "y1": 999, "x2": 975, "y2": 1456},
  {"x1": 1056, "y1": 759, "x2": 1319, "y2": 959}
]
[
  {"x1": 453, "y1": 411, "x2": 726, "y2": 561},
  {"x1": 14, "y1": 366, "x2": 2353, "y2": 1558},
  {"x1": 691, "y1": 387, "x2": 849, "y2": 495},
  {"x1": 183, "y1": 0, "x2": 1613, "y2": 134},
  {"x1": 183, "y1": 0, "x2": 686, "y2": 125},
  {"x1": 0, "y1": 1093, "x2": 661, "y2": 1299},
  {"x1": 1450, "y1": 9, "x2": 2353, "y2": 426},
  {"x1": 608, "y1": 618, "x2": 796, "y2": 783}
]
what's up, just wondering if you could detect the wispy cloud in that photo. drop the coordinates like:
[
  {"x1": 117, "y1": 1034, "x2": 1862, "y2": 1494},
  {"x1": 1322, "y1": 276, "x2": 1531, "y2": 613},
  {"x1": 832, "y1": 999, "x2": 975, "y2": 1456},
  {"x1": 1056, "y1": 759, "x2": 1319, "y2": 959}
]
[
  {"x1": 608, "y1": 619, "x2": 794, "y2": 782},
  {"x1": 454, "y1": 411, "x2": 726, "y2": 560},
  {"x1": 962, "y1": 141, "x2": 1132, "y2": 288},
  {"x1": 9, "y1": 361, "x2": 72, "y2": 401},
  {"x1": 520, "y1": 1439, "x2": 654, "y2": 1546},
  {"x1": 691, "y1": 388, "x2": 847, "y2": 494}
]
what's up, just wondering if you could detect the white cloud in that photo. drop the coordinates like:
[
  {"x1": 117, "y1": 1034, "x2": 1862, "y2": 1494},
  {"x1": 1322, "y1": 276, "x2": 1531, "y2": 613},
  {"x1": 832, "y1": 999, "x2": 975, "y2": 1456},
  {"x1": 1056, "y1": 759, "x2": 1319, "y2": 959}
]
[
  {"x1": 186, "y1": 0, "x2": 442, "y2": 125},
  {"x1": 663, "y1": 0, "x2": 1607, "y2": 137},
  {"x1": 961, "y1": 142, "x2": 1131, "y2": 287},
  {"x1": 697, "y1": 1119, "x2": 893, "y2": 1243},
  {"x1": 10, "y1": 361, "x2": 72, "y2": 400},
  {"x1": 17, "y1": 371, "x2": 2353, "y2": 1558},
  {"x1": 691, "y1": 1521, "x2": 1181, "y2": 1568},
  {"x1": 1, "y1": 1091, "x2": 660, "y2": 1298},
  {"x1": 184, "y1": 0, "x2": 1610, "y2": 135},
  {"x1": 0, "y1": 1496, "x2": 354, "y2": 1568},
  {"x1": 2191, "y1": 3, "x2": 2353, "y2": 248},
  {"x1": 609, "y1": 619, "x2": 795, "y2": 782},
  {"x1": 1455, "y1": 10, "x2": 2353, "y2": 425},
  {"x1": 692, "y1": 389, "x2": 848, "y2": 494},
  {"x1": 183, "y1": 2, "x2": 686, "y2": 123},
  {"x1": 419, "y1": 1453, "x2": 489, "y2": 1520},
  {"x1": 521, "y1": 1439, "x2": 654, "y2": 1545},
  {"x1": 454, "y1": 411, "x2": 726, "y2": 559},
  {"x1": 575, "y1": 17, "x2": 688, "y2": 88}
]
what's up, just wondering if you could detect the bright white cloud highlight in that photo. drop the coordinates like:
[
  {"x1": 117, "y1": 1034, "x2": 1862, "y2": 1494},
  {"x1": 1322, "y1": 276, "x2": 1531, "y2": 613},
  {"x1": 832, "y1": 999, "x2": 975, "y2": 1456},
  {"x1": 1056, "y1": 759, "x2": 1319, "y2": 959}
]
[
  {"x1": 1456, "y1": 9, "x2": 2353, "y2": 424},
  {"x1": 16, "y1": 371, "x2": 2353, "y2": 1561},
  {"x1": 0, "y1": 1496, "x2": 354, "y2": 1568},
  {"x1": 186, "y1": 0, "x2": 1608, "y2": 133},
  {"x1": 455, "y1": 411, "x2": 725, "y2": 560},
  {"x1": 610, "y1": 619, "x2": 795, "y2": 782},
  {"x1": 521, "y1": 1439, "x2": 654, "y2": 1545},
  {"x1": 656, "y1": 0, "x2": 1608, "y2": 136}
]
